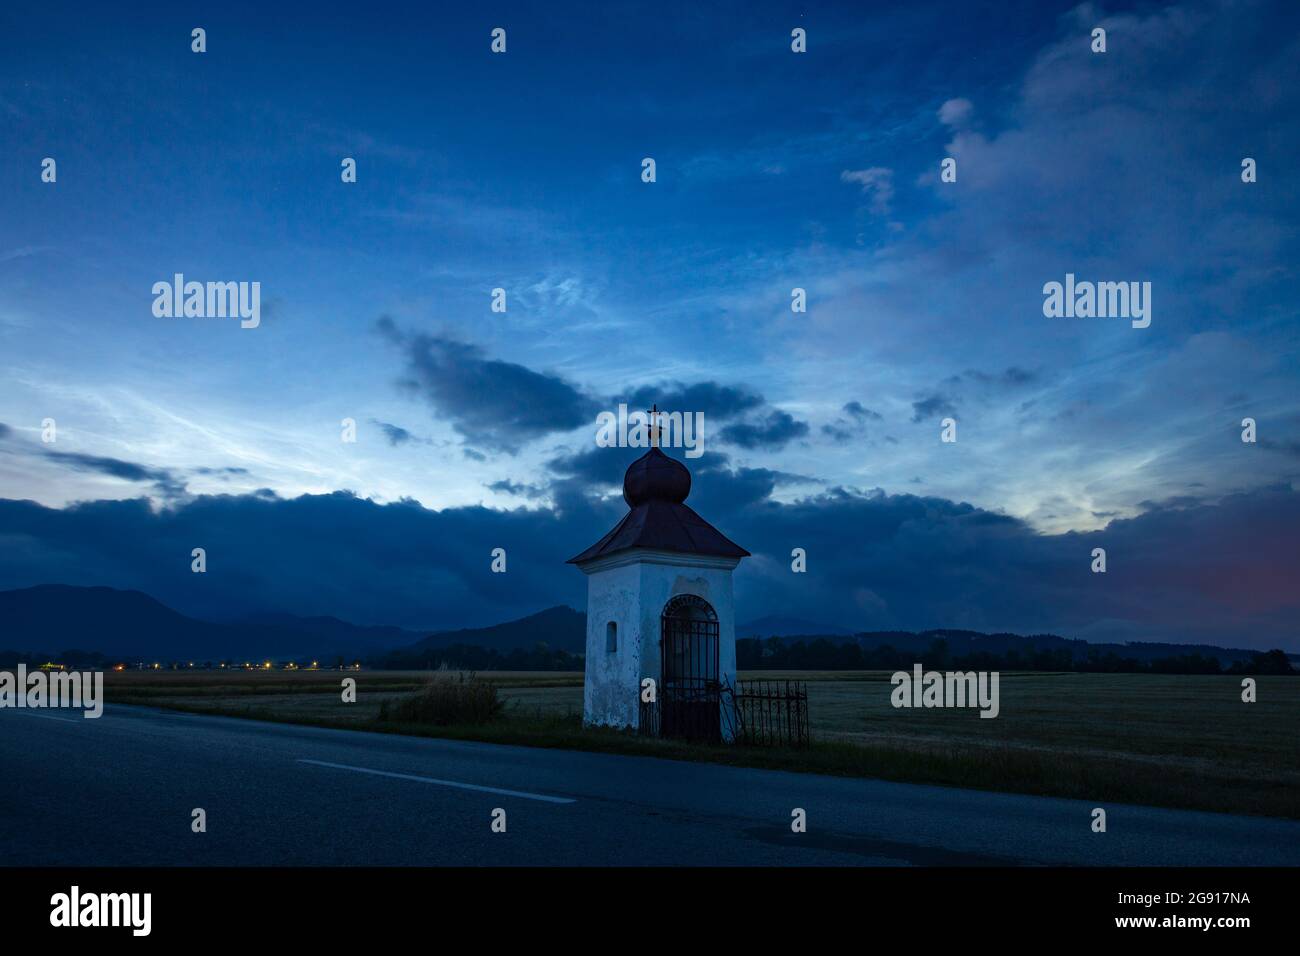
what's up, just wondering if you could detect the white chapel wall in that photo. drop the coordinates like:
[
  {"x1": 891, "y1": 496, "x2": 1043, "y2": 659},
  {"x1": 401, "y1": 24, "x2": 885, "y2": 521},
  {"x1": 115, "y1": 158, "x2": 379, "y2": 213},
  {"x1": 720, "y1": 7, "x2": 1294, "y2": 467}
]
[{"x1": 583, "y1": 561, "x2": 642, "y2": 729}]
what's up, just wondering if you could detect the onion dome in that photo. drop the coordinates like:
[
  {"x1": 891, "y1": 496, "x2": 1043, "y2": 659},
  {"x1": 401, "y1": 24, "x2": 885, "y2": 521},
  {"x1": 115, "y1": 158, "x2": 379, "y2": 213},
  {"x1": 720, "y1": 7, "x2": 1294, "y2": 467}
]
[
  {"x1": 568, "y1": 446, "x2": 749, "y2": 565},
  {"x1": 623, "y1": 447, "x2": 691, "y2": 506}
]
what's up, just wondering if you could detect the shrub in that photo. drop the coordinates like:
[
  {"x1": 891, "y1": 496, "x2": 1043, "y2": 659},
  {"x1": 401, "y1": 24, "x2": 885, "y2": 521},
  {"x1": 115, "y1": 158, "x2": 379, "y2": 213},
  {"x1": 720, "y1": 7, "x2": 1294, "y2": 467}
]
[{"x1": 378, "y1": 670, "x2": 503, "y2": 726}]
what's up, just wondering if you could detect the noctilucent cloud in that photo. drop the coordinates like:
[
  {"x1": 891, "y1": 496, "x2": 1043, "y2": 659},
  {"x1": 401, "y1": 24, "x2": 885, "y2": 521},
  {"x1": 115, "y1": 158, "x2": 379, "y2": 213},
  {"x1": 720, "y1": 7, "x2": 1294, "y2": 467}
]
[{"x1": 1, "y1": 0, "x2": 1297, "y2": 646}]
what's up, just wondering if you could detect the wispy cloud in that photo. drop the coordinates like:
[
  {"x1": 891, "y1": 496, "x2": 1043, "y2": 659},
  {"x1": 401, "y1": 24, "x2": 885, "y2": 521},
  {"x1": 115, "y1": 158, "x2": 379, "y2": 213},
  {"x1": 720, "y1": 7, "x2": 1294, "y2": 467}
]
[{"x1": 840, "y1": 167, "x2": 894, "y2": 215}]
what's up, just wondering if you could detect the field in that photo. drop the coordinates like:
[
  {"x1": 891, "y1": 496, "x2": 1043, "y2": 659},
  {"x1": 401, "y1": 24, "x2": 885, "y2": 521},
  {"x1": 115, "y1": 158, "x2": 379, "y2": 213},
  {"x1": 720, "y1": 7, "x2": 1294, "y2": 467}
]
[{"x1": 103, "y1": 669, "x2": 1300, "y2": 819}]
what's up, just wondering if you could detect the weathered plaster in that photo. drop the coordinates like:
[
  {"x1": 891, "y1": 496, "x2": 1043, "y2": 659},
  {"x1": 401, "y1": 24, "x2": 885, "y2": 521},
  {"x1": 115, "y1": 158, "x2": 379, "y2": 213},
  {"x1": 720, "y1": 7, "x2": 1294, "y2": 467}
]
[{"x1": 579, "y1": 549, "x2": 740, "y2": 738}]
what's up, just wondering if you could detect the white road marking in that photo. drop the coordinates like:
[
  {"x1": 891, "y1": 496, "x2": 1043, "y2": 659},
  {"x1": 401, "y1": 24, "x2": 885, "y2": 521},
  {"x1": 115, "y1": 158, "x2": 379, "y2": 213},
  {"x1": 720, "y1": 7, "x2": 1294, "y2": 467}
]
[
  {"x1": 296, "y1": 758, "x2": 577, "y2": 804},
  {"x1": 10, "y1": 711, "x2": 83, "y2": 722}
]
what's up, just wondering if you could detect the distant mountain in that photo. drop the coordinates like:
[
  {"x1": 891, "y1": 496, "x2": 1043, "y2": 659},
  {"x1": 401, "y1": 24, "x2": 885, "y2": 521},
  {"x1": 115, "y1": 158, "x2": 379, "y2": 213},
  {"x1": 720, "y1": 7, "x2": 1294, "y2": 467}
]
[
  {"x1": 739, "y1": 615, "x2": 853, "y2": 638},
  {"x1": 404, "y1": 605, "x2": 586, "y2": 656},
  {"x1": 0, "y1": 585, "x2": 423, "y2": 661},
  {"x1": 1, "y1": 585, "x2": 227, "y2": 659},
  {"x1": 225, "y1": 611, "x2": 425, "y2": 656},
  {"x1": 849, "y1": 629, "x2": 1265, "y2": 667},
  {"x1": 2, "y1": 585, "x2": 1281, "y2": 669}
]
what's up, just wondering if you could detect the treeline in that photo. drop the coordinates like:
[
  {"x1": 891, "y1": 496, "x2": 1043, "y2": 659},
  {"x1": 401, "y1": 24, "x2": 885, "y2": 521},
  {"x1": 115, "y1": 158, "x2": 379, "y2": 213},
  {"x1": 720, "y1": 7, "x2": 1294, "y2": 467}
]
[
  {"x1": 372, "y1": 642, "x2": 582, "y2": 671},
  {"x1": 737, "y1": 637, "x2": 1296, "y2": 675}
]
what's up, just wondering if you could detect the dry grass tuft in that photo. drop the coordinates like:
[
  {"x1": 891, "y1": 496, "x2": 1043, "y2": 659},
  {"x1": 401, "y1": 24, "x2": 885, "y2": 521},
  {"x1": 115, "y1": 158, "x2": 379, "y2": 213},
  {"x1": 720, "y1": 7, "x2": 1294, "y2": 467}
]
[{"x1": 377, "y1": 669, "x2": 504, "y2": 726}]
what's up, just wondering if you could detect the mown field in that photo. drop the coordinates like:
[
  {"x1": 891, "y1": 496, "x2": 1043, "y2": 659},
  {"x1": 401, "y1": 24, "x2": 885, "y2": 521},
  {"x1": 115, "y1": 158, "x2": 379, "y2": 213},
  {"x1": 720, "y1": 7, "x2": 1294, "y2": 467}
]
[{"x1": 103, "y1": 669, "x2": 1300, "y2": 819}]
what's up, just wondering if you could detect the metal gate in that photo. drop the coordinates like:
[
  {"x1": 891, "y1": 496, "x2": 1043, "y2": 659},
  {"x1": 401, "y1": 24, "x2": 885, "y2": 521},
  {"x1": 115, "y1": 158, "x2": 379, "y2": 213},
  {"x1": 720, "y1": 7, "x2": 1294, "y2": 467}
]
[
  {"x1": 733, "y1": 679, "x2": 810, "y2": 747},
  {"x1": 659, "y1": 594, "x2": 721, "y2": 742}
]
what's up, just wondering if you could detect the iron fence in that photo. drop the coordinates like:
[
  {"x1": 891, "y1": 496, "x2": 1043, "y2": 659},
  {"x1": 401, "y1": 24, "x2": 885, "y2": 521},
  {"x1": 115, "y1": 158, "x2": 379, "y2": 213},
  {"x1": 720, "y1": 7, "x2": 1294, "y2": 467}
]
[
  {"x1": 731, "y1": 679, "x2": 810, "y2": 748},
  {"x1": 641, "y1": 678, "x2": 811, "y2": 748}
]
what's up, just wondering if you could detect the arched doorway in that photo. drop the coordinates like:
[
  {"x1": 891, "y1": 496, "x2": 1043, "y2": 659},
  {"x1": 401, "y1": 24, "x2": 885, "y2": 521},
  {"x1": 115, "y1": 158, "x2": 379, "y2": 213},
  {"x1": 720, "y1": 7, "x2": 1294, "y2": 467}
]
[{"x1": 660, "y1": 594, "x2": 721, "y2": 742}]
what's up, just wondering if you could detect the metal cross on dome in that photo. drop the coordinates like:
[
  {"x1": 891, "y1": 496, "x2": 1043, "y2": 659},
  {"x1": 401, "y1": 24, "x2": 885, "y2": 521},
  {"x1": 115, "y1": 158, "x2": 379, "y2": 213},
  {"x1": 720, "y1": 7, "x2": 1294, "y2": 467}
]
[{"x1": 647, "y1": 404, "x2": 660, "y2": 448}]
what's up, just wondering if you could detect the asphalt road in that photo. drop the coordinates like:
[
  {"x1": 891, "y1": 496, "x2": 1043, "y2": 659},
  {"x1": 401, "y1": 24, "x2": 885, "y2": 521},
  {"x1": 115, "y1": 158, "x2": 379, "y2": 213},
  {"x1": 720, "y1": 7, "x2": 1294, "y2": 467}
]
[{"x1": 3, "y1": 704, "x2": 1297, "y2": 866}]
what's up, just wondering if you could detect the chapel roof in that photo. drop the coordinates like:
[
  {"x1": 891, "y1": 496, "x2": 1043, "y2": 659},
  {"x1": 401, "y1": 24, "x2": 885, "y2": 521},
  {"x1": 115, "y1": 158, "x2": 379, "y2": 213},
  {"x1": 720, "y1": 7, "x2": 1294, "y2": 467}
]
[{"x1": 567, "y1": 447, "x2": 750, "y2": 564}]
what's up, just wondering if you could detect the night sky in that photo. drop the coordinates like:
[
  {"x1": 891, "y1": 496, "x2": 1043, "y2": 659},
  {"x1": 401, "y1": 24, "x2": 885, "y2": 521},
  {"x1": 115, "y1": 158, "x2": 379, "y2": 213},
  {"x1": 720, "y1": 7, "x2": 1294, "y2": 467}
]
[{"x1": 1, "y1": 0, "x2": 1297, "y2": 648}]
